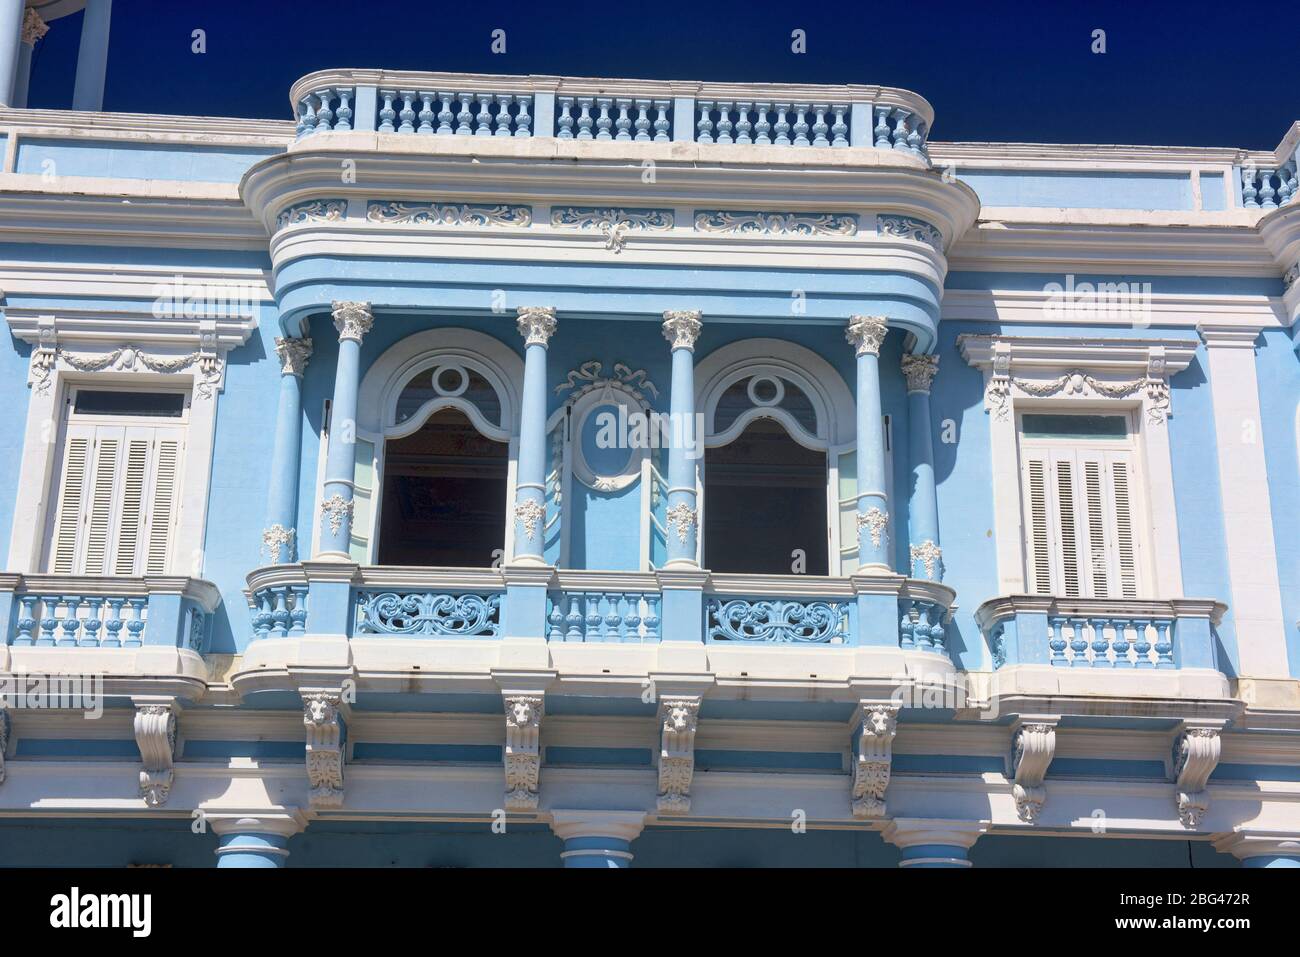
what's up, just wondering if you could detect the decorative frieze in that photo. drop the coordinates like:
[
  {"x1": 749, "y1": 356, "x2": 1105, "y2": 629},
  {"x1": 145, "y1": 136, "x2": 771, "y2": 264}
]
[
  {"x1": 275, "y1": 199, "x2": 346, "y2": 230},
  {"x1": 133, "y1": 702, "x2": 178, "y2": 808},
  {"x1": 320, "y1": 494, "x2": 354, "y2": 537},
  {"x1": 694, "y1": 210, "x2": 857, "y2": 236},
  {"x1": 503, "y1": 695, "x2": 543, "y2": 810},
  {"x1": 877, "y1": 214, "x2": 942, "y2": 249},
  {"x1": 1010, "y1": 718, "x2": 1057, "y2": 823},
  {"x1": 657, "y1": 697, "x2": 700, "y2": 814},
  {"x1": 514, "y1": 498, "x2": 546, "y2": 541},
  {"x1": 366, "y1": 201, "x2": 532, "y2": 227},
  {"x1": 303, "y1": 692, "x2": 346, "y2": 809},
  {"x1": 662, "y1": 310, "x2": 703, "y2": 351},
  {"x1": 516, "y1": 305, "x2": 557, "y2": 346},
  {"x1": 551, "y1": 206, "x2": 673, "y2": 252},
  {"x1": 554, "y1": 360, "x2": 659, "y2": 401},
  {"x1": 851, "y1": 702, "x2": 897, "y2": 818},
  {"x1": 845, "y1": 315, "x2": 888, "y2": 356},
  {"x1": 274, "y1": 336, "x2": 313, "y2": 377},
  {"x1": 31, "y1": 341, "x2": 225, "y2": 399},
  {"x1": 1173, "y1": 723, "x2": 1222, "y2": 828},
  {"x1": 665, "y1": 502, "x2": 698, "y2": 544},
  {"x1": 900, "y1": 353, "x2": 939, "y2": 393},
  {"x1": 331, "y1": 300, "x2": 373, "y2": 343},
  {"x1": 857, "y1": 507, "x2": 888, "y2": 549}
]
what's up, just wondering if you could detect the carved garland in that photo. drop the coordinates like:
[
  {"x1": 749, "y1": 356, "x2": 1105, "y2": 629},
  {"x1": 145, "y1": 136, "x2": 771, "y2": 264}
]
[
  {"x1": 665, "y1": 503, "x2": 698, "y2": 544},
  {"x1": 857, "y1": 507, "x2": 889, "y2": 549},
  {"x1": 986, "y1": 363, "x2": 1172, "y2": 425},
  {"x1": 31, "y1": 344, "x2": 225, "y2": 399}
]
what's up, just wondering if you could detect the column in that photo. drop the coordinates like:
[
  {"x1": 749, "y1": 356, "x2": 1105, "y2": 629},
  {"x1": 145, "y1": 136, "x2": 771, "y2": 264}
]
[
  {"x1": 315, "y1": 301, "x2": 373, "y2": 560},
  {"x1": 901, "y1": 353, "x2": 942, "y2": 580},
  {"x1": 262, "y1": 337, "x2": 313, "y2": 564},
  {"x1": 12, "y1": 8, "x2": 46, "y2": 109},
  {"x1": 0, "y1": 0, "x2": 23, "y2": 107},
  {"x1": 1214, "y1": 830, "x2": 1300, "y2": 868},
  {"x1": 550, "y1": 810, "x2": 647, "y2": 868},
  {"x1": 661, "y1": 310, "x2": 703, "y2": 568},
  {"x1": 512, "y1": 306, "x2": 557, "y2": 564},
  {"x1": 209, "y1": 812, "x2": 307, "y2": 869},
  {"x1": 72, "y1": 0, "x2": 112, "y2": 112},
  {"x1": 884, "y1": 818, "x2": 989, "y2": 868},
  {"x1": 846, "y1": 316, "x2": 890, "y2": 571},
  {"x1": 1198, "y1": 325, "x2": 1288, "y2": 676}
]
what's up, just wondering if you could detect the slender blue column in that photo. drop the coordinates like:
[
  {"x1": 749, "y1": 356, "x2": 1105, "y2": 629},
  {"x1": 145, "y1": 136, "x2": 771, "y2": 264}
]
[
  {"x1": 262, "y1": 337, "x2": 313, "y2": 564},
  {"x1": 902, "y1": 353, "x2": 942, "y2": 580},
  {"x1": 71, "y1": 0, "x2": 112, "y2": 112},
  {"x1": 662, "y1": 310, "x2": 703, "y2": 568},
  {"x1": 846, "y1": 316, "x2": 890, "y2": 571},
  {"x1": 0, "y1": 0, "x2": 24, "y2": 107},
  {"x1": 1242, "y1": 855, "x2": 1300, "y2": 868},
  {"x1": 885, "y1": 818, "x2": 987, "y2": 868},
  {"x1": 12, "y1": 8, "x2": 45, "y2": 109},
  {"x1": 211, "y1": 813, "x2": 305, "y2": 868},
  {"x1": 315, "y1": 301, "x2": 373, "y2": 560},
  {"x1": 512, "y1": 306, "x2": 557, "y2": 564},
  {"x1": 551, "y1": 810, "x2": 647, "y2": 868}
]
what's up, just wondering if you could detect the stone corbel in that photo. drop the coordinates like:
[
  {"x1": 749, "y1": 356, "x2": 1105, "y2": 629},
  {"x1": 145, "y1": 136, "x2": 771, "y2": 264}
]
[
  {"x1": 503, "y1": 694, "x2": 543, "y2": 810},
  {"x1": 303, "y1": 691, "x2": 348, "y2": 809},
  {"x1": 1172, "y1": 720, "x2": 1224, "y2": 828},
  {"x1": 0, "y1": 706, "x2": 10, "y2": 785},
  {"x1": 851, "y1": 701, "x2": 898, "y2": 818},
  {"x1": 132, "y1": 698, "x2": 179, "y2": 807},
  {"x1": 656, "y1": 696, "x2": 700, "y2": 814},
  {"x1": 1009, "y1": 716, "x2": 1058, "y2": 823}
]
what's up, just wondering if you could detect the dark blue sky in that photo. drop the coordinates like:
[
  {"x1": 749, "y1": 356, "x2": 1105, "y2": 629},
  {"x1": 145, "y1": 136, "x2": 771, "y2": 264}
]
[{"x1": 25, "y1": 0, "x2": 1298, "y2": 150}]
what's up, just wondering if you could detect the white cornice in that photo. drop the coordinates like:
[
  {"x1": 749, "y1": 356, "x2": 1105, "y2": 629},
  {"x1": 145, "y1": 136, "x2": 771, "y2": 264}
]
[
  {"x1": 929, "y1": 140, "x2": 1250, "y2": 168},
  {"x1": 0, "y1": 261, "x2": 273, "y2": 303},
  {"x1": 4, "y1": 308, "x2": 258, "y2": 349},
  {"x1": 942, "y1": 289, "x2": 1287, "y2": 330},
  {"x1": 0, "y1": 108, "x2": 293, "y2": 145},
  {"x1": 957, "y1": 335, "x2": 1200, "y2": 374}
]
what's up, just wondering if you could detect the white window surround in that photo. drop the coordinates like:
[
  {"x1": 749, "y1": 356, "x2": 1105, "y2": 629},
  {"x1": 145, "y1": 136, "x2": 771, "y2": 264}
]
[
  {"x1": 6, "y1": 314, "x2": 239, "y2": 577},
  {"x1": 958, "y1": 334, "x2": 1197, "y2": 599},
  {"x1": 314, "y1": 327, "x2": 524, "y2": 562}
]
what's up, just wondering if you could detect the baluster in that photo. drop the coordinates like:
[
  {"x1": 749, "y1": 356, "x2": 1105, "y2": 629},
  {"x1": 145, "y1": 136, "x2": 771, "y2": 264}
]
[
  {"x1": 585, "y1": 593, "x2": 602, "y2": 641},
  {"x1": 928, "y1": 606, "x2": 947, "y2": 655},
  {"x1": 1283, "y1": 163, "x2": 1298, "y2": 205},
  {"x1": 125, "y1": 598, "x2": 146, "y2": 647},
  {"x1": 556, "y1": 97, "x2": 575, "y2": 138},
  {"x1": 773, "y1": 103, "x2": 791, "y2": 145},
  {"x1": 417, "y1": 93, "x2": 435, "y2": 134},
  {"x1": 1131, "y1": 618, "x2": 1153, "y2": 669},
  {"x1": 753, "y1": 102, "x2": 772, "y2": 144},
  {"x1": 435, "y1": 92, "x2": 454, "y2": 134},
  {"x1": 605, "y1": 594, "x2": 625, "y2": 641},
  {"x1": 252, "y1": 592, "x2": 273, "y2": 640},
  {"x1": 289, "y1": 585, "x2": 309, "y2": 637},
  {"x1": 791, "y1": 104, "x2": 810, "y2": 146},
  {"x1": 914, "y1": 604, "x2": 933, "y2": 651},
  {"x1": 575, "y1": 97, "x2": 595, "y2": 140},
  {"x1": 899, "y1": 602, "x2": 915, "y2": 649},
  {"x1": 1154, "y1": 619, "x2": 1175, "y2": 668},
  {"x1": 613, "y1": 98, "x2": 633, "y2": 140},
  {"x1": 334, "y1": 89, "x2": 352, "y2": 131},
  {"x1": 632, "y1": 99, "x2": 651, "y2": 141},
  {"x1": 294, "y1": 100, "x2": 307, "y2": 139},
  {"x1": 1089, "y1": 616, "x2": 1111, "y2": 668},
  {"x1": 651, "y1": 100, "x2": 671, "y2": 142},
  {"x1": 455, "y1": 94, "x2": 474, "y2": 135},
  {"x1": 514, "y1": 95, "x2": 532, "y2": 137},
  {"x1": 715, "y1": 101, "x2": 734, "y2": 144},
  {"x1": 38, "y1": 596, "x2": 59, "y2": 645},
  {"x1": 644, "y1": 595, "x2": 661, "y2": 642},
  {"x1": 82, "y1": 597, "x2": 104, "y2": 647},
  {"x1": 1260, "y1": 168, "x2": 1278, "y2": 209},
  {"x1": 734, "y1": 102, "x2": 753, "y2": 144},
  {"x1": 472, "y1": 94, "x2": 491, "y2": 136},
  {"x1": 491, "y1": 94, "x2": 512, "y2": 136},
  {"x1": 874, "y1": 105, "x2": 891, "y2": 148},
  {"x1": 624, "y1": 594, "x2": 642, "y2": 642},
  {"x1": 1069, "y1": 617, "x2": 1089, "y2": 666},
  {"x1": 1048, "y1": 615, "x2": 1068, "y2": 666},
  {"x1": 59, "y1": 596, "x2": 81, "y2": 646},
  {"x1": 810, "y1": 103, "x2": 829, "y2": 147},
  {"x1": 830, "y1": 104, "x2": 849, "y2": 147},
  {"x1": 1241, "y1": 168, "x2": 1258, "y2": 208},
  {"x1": 14, "y1": 595, "x2": 37, "y2": 645},
  {"x1": 892, "y1": 110, "x2": 911, "y2": 151},
  {"x1": 696, "y1": 100, "x2": 715, "y2": 143},
  {"x1": 1111, "y1": 617, "x2": 1133, "y2": 668},
  {"x1": 907, "y1": 119, "x2": 924, "y2": 154},
  {"x1": 103, "y1": 598, "x2": 124, "y2": 647},
  {"x1": 377, "y1": 91, "x2": 397, "y2": 133},
  {"x1": 565, "y1": 593, "x2": 583, "y2": 642},
  {"x1": 594, "y1": 97, "x2": 613, "y2": 140},
  {"x1": 315, "y1": 90, "x2": 334, "y2": 131},
  {"x1": 547, "y1": 595, "x2": 565, "y2": 642},
  {"x1": 299, "y1": 96, "x2": 319, "y2": 137},
  {"x1": 270, "y1": 587, "x2": 291, "y2": 639},
  {"x1": 397, "y1": 91, "x2": 416, "y2": 133}
]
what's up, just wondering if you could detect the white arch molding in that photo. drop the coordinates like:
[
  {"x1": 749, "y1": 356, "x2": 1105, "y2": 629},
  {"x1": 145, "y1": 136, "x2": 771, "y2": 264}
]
[{"x1": 311, "y1": 327, "x2": 525, "y2": 562}]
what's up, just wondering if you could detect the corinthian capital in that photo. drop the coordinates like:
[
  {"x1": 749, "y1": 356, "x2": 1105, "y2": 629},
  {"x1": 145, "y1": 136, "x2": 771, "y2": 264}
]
[
  {"x1": 331, "y1": 301, "x2": 373, "y2": 343},
  {"x1": 516, "y1": 306, "x2": 557, "y2": 347},
  {"x1": 662, "y1": 310, "x2": 703, "y2": 351},
  {"x1": 22, "y1": 8, "x2": 48, "y2": 45},
  {"x1": 901, "y1": 353, "x2": 939, "y2": 393},
  {"x1": 274, "y1": 336, "x2": 313, "y2": 377},
  {"x1": 846, "y1": 315, "x2": 888, "y2": 357}
]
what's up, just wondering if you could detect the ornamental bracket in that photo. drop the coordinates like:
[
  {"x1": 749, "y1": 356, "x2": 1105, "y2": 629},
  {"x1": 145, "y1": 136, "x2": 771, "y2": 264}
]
[
  {"x1": 656, "y1": 695, "x2": 700, "y2": 814},
  {"x1": 303, "y1": 690, "x2": 349, "y2": 809},
  {"x1": 503, "y1": 693, "x2": 544, "y2": 810},
  {"x1": 1009, "y1": 715, "x2": 1058, "y2": 823},
  {"x1": 1172, "y1": 719, "x2": 1225, "y2": 828},
  {"x1": 851, "y1": 701, "x2": 898, "y2": 818},
  {"x1": 132, "y1": 697, "x2": 179, "y2": 808}
]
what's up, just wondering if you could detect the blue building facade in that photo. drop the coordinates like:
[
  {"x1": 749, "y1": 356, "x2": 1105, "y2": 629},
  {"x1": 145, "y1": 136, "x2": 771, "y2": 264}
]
[{"x1": 1, "y1": 3, "x2": 1300, "y2": 869}]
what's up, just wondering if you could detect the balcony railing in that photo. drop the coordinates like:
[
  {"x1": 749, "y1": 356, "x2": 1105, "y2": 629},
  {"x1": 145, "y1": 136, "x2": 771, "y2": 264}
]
[
  {"x1": 975, "y1": 595, "x2": 1226, "y2": 671},
  {"x1": 287, "y1": 70, "x2": 934, "y2": 160},
  {"x1": 0, "y1": 574, "x2": 219, "y2": 652},
  {"x1": 1240, "y1": 161, "x2": 1298, "y2": 209}
]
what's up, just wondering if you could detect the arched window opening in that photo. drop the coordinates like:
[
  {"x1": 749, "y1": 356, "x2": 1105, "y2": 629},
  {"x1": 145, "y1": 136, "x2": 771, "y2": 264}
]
[
  {"x1": 704, "y1": 418, "x2": 829, "y2": 575},
  {"x1": 376, "y1": 407, "x2": 507, "y2": 567}
]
